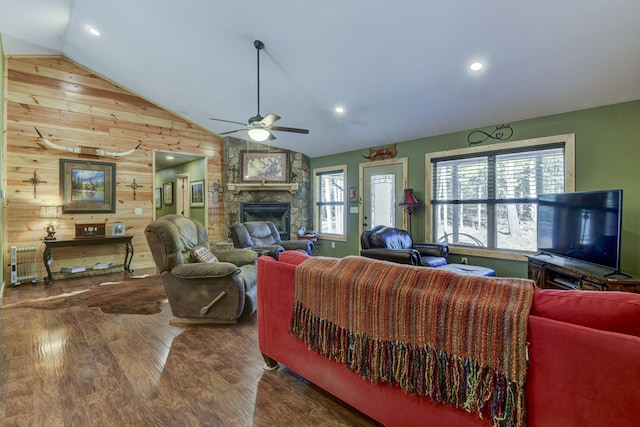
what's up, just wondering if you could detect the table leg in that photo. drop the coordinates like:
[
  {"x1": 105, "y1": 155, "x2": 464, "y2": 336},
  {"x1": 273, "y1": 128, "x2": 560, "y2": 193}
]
[
  {"x1": 43, "y1": 248, "x2": 54, "y2": 284},
  {"x1": 123, "y1": 242, "x2": 134, "y2": 273}
]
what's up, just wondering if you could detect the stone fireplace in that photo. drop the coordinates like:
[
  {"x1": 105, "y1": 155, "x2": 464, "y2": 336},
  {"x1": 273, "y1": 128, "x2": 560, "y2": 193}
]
[
  {"x1": 240, "y1": 202, "x2": 291, "y2": 240},
  {"x1": 223, "y1": 137, "x2": 312, "y2": 241}
]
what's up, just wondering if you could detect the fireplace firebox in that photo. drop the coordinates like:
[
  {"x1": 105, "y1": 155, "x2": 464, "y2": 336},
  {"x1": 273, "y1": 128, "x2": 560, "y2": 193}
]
[{"x1": 240, "y1": 202, "x2": 291, "y2": 240}]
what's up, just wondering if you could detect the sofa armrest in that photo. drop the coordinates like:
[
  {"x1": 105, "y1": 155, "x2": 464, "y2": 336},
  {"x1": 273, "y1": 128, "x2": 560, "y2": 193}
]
[
  {"x1": 214, "y1": 248, "x2": 258, "y2": 267},
  {"x1": 526, "y1": 316, "x2": 640, "y2": 426},
  {"x1": 413, "y1": 242, "x2": 449, "y2": 258},
  {"x1": 253, "y1": 245, "x2": 285, "y2": 259},
  {"x1": 360, "y1": 248, "x2": 420, "y2": 265},
  {"x1": 279, "y1": 240, "x2": 313, "y2": 255},
  {"x1": 171, "y1": 262, "x2": 240, "y2": 279}
]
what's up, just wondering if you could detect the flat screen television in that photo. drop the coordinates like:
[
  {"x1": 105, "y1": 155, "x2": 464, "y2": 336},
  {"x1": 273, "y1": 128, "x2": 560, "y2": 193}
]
[{"x1": 537, "y1": 190, "x2": 623, "y2": 272}]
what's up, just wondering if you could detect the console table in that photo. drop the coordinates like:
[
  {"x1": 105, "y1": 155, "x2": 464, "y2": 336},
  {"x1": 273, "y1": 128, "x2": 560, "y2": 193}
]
[
  {"x1": 527, "y1": 254, "x2": 640, "y2": 294},
  {"x1": 42, "y1": 236, "x2": 134, "y2": 284}
]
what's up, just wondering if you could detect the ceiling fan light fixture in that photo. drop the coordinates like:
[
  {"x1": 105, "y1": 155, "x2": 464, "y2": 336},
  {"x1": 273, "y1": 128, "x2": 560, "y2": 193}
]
[{"x1": 248, "y1": 127, "x2": 271, "y2": 142}]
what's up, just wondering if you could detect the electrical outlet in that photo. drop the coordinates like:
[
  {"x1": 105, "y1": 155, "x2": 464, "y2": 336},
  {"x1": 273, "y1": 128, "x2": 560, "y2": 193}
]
[
  {"x1": 461, "y1": 257, "x2": 468, "y2": 265},
  {"x1": 331, "y1": 242, "x2": 336, "y2": 249}
]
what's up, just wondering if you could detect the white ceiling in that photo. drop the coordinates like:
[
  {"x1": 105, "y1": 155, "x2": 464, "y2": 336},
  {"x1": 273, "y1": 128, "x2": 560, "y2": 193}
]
[{"x1": 1, "y1": 1, "x2": 639, "y2": 158}]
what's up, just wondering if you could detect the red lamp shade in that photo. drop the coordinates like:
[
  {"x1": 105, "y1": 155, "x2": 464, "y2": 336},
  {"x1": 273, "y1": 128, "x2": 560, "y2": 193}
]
[{"x1": 399, "y1": 188, "x2": 420, "y2": 209}]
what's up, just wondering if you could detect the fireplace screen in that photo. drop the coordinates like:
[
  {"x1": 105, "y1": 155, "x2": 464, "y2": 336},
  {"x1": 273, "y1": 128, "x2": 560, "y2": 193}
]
[{"x1": 240, "y1": 202, "x2": 291, "y2": 240}]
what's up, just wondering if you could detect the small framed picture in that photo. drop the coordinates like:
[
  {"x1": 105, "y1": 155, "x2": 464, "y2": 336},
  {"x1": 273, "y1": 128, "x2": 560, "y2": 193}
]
[
  {"x1": 112, "y1": 222, "x2": 126, "y2": 236},
  {"x1": 163, "y1": 182, "x2": 173, "y2": 205},
  {"x1": 154, "y1": 187, "x2": 162, "y2": 208},
  {"x1": 349, "y1": 186, "x2": 359, "y2": 203},
  {"x1": 190, "y1": 180, "x2": 204, "y2": 207}
]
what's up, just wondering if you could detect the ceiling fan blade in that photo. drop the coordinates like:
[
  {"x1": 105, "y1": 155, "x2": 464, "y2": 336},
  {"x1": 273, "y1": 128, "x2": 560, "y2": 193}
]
[
  {"x1": 270, "y1": 125, "x2": 310, "y2": 135},
  {"x1": 260, "y1": 113, "x2": 281, "y2": 127},
  {"x1": 209, "y1": 117, "x2": 247, "y2": 126},
  {"x1": 218, "y1": 128, "x2": 248, "y2": 135}
]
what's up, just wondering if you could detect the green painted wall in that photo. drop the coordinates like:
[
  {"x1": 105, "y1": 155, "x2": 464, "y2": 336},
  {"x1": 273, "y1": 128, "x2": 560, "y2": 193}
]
[{"x1": 311, "y1": 100, "x2": 640, "y2": 277}]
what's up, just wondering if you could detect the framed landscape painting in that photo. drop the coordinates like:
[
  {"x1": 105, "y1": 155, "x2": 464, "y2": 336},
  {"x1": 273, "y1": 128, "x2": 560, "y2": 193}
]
[
  {"x1": 241, "y1": 151, "x2": 288, "y2": 182},
  {"x1": 190, "y1": 181, "x2": 204, "y2": 207},
  {"x1": 60, "y1": 159, "x2": 116, "y2": 213}
]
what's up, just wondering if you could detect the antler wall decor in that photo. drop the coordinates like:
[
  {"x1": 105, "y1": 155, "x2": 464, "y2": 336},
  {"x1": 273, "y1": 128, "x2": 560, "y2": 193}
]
[
  {"x1": 35, "y1": 127, "x2": 141, "y2": 157},
  {"x1": 362, "y1": 143, "x2": 397, "y2": 161}
]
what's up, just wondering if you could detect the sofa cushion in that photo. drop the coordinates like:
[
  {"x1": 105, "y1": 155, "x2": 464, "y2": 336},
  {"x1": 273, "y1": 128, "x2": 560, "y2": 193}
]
[
  {"x1": 242, "y1": 222, "x2": 279, "y2": 246},
  {"x1": 438, "y1": 263, "x2": 496, "y2": 276},
  {"x1": 532, "y1": 288, "x2": 640, "y2": 337},
  {"x1": 191, "y1": 245, "x2": 219, "y2": 263},
  {"x1": 279, "y1": 250, "x2": 310, "y2": 266},
  {"x1": 421, "y1": 256, "x2": 448, "y2": 268}
]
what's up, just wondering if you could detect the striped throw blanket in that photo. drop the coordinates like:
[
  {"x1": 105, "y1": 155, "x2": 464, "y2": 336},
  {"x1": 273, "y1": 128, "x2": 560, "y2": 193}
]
[{"x1": 290, "y1": 256, "x2": 534, "y2": 427}]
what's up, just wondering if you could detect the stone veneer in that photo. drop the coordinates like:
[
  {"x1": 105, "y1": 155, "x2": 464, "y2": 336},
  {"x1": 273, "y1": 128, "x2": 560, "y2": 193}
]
[{"x1": 223, "y1": 137, "x2": 312, "y2": 238}]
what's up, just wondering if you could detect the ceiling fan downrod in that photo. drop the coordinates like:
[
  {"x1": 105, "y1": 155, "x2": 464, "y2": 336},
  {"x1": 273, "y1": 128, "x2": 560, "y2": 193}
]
[{"x1": 253, "y1": 40, "x2": 265, "y2": 123}]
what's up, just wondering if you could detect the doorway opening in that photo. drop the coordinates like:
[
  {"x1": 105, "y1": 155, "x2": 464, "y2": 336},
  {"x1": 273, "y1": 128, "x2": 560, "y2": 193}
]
[{"x1": 153, "y1": 150, "x2": 207, "y2": 227}]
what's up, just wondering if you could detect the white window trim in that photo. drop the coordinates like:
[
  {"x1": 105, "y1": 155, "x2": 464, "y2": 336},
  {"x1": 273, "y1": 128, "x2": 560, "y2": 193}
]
[
  {"x1": 425, "y1": 134, "x2": 576, "y2": 261},
  {"x1": 313, "y1": 164, "x2": 348, "y2": 242}
]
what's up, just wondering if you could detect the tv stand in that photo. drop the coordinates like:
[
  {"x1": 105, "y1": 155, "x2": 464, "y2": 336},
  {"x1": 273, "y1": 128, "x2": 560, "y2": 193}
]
[
  {"x1": 527, "y1": 254, "x2": 640, "y2": 293},
  {"x1": 603, "y1": 270, "x2": 632, "y2": 279}
]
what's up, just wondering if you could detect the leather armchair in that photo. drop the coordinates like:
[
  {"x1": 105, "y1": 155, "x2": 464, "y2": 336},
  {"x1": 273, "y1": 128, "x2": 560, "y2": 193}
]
[
  {"x1": 230, "y1": 221, "x2": 313, "y2": 259},
  {"x1": 360, "y1": 225, "x2": 449, "y2": 267},
  {"x1": 145, "y1": 214, "x2": 258, "y2": 323}
]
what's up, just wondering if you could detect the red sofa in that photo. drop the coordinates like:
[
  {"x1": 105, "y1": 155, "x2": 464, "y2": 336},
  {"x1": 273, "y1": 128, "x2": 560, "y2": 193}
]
[{"x1": 257, "y1": 252, "x2": 640, "y2": 427}]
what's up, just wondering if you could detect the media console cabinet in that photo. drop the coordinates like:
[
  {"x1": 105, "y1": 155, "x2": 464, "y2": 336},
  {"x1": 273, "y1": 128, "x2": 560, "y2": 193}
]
[
  {"x1": 527, "y1": 254, "x2": 640, "y2": 294},
  {"x1": 42, "y1": 236, "x2": 134, "y2": 284}
]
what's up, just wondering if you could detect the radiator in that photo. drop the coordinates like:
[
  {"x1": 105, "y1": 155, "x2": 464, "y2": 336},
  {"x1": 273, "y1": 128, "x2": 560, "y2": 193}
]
[{"x1": 10, "y1": 246, "x2": 38, "y2": 285}]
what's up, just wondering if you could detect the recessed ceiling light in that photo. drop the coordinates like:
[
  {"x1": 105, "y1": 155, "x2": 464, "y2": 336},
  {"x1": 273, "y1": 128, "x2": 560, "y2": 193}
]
[
  {"x1": 335, "y1": 106, "x2": 345, "y2": 114},
  {"x1": 88, "y1": 27, "x2": 101, "y2": 37},
  {"x1": 470, "y1": 62, "x2": 483, "y2": 71},
  {"x1": 166, "y1": 155, "x2": 174, "y2": 160}
]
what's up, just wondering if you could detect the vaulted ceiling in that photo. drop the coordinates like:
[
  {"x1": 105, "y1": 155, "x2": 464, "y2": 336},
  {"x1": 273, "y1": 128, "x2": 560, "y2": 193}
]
[{"x1": 2, "y1": 1, "x2": 639, "y2": 157}]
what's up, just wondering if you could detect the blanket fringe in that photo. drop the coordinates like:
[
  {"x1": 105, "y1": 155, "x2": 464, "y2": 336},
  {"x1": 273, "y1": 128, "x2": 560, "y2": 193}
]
[{"x1": 291, "y1": 302, "x2": 525, "y2": 427}]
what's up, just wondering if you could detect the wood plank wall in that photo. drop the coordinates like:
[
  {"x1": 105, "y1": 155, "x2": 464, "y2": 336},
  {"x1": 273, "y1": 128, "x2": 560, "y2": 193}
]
[{"x1": 4, "y1": 56, "x2": 225, "y2": 278}]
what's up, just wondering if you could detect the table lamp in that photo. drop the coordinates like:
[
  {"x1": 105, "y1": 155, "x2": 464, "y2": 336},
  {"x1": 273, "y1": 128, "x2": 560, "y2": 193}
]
[
  {"x1": 398, "y1": 189, "x2": 421, "y2": 237},
  {"x1": 40, "y1": 205, "x2": 62, "y2": 240}
]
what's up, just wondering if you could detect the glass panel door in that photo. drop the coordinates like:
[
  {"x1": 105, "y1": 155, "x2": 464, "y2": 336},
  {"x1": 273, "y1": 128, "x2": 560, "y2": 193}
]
[{"x1": 361, "y1": 161, "x2": 405, "y2": 234}]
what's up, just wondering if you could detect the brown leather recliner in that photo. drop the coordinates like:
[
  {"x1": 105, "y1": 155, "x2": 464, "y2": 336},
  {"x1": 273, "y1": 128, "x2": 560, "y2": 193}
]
[
  {"x1": 360, "y1": 225, "x2": 449, "y2": 267},
  {"x1": 145, "y1": 215, "x2": 258, "y2": 323},
  {"x1": 229, "y1": 221, "x2": 313, "y2": 259}
]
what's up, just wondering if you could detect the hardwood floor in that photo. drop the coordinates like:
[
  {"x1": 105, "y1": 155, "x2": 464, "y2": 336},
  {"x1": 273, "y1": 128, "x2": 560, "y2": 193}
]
[{"x1": 0, "y1": 271, "x2": 379, "y2": 426}]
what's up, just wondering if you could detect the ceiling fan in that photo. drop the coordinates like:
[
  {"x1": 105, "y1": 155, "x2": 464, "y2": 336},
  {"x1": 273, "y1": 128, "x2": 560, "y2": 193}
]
[{"x1": 210, "y1": 40, "x2": 309, "y2": 142}]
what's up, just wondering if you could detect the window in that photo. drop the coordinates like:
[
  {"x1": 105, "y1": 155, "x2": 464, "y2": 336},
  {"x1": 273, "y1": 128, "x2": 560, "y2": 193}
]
[
  {"x1": 426, "y1": 134, "x2": 575, "y2": 256},
  {"x1": 370, "y1": 173, "x2": 396, "y2": 227},
  {"x1": 313, "y1": 165, "x2": 347, "y2": 241}
]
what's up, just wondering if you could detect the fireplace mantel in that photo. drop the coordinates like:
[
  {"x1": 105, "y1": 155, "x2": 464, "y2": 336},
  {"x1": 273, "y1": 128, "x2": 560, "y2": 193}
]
[{"x1": 227, "y1": 182, "x2": 299, "y2": 194}]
